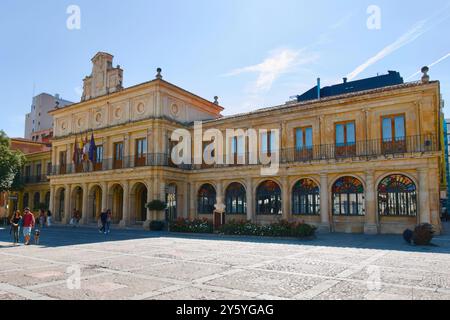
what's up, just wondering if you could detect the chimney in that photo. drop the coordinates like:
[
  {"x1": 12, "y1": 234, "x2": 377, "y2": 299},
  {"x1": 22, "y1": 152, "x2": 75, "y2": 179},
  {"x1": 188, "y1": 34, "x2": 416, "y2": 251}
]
[
  {"x1": 343, "y1": 77, "x2": 348, "y2": 84},
  {"x1": 55, "y1": 93, "x2": 60, "y2": 100},
  {"x1": 317, "y1": 78, "x2": 321, "y2": 99},
  {"x1": 421, "y1": 66, "x2": 430, "y2": 84}
]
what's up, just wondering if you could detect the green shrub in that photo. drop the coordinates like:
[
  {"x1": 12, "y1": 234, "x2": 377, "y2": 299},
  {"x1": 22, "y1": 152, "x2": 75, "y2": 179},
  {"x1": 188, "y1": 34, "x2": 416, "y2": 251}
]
[
  {"x1": 149, "y1": 220, "x2": 165, "y2": 231},
  {"x1": 169, "y1": 218, "x2": 213, "y2": 234},
  {"x1": 412, "y1": 223, "x2": 434, "y2": 246},
  {"x1": 146, "y1": 200, "x2": 167, "y2": 211},
  {"x1": 219, "y1": 219, "x2": 316, "y2": 238}
]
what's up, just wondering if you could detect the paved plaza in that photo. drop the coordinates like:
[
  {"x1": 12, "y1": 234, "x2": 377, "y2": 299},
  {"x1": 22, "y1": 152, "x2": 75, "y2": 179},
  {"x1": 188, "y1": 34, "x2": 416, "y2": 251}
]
[{"x1": 1, "y1": 224, "x2": 450, "y2": 300}]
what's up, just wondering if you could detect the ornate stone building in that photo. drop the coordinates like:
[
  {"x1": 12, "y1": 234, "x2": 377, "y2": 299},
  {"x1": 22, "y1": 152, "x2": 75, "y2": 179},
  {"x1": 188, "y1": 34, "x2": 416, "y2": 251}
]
[{"x1": 44, "y1": 52, "x2": 442, "y2": 234}]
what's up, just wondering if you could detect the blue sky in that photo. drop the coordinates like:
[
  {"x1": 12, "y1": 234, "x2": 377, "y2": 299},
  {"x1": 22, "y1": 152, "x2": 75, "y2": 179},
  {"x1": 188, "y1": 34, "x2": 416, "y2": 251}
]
[{"x1": 1, "y1": 0, "x2": 449, "y2": 138}]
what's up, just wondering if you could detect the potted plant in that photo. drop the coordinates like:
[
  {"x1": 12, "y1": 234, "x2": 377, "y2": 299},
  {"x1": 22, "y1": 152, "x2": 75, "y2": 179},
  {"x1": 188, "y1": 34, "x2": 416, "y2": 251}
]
[
  {"x1": 412, "y1": 223, "x2": 435, "y2": 246},
  {"x1": 145, "y1": 200, "x2": 167, "y2": 230}
]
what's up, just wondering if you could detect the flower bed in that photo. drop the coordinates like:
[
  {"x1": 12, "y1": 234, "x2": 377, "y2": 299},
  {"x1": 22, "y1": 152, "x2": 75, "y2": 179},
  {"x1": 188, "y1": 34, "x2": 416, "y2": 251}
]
[
  {"x1": 219, "y1": 220, "x2": 317, "y2": 238},
  {"x1": 169, "y1": 218, "x2": 213, "y2": 234}
]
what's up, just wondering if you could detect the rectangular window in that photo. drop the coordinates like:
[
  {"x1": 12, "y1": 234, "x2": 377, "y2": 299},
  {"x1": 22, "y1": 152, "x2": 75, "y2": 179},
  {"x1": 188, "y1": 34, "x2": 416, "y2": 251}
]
[
  {"x1": 335, "y1": 121, "x2": 356, "y2": 157},
  {"x1": 261, "y1": 131, "x2": 277, "y2": 154},
  {"x1": 59, "y1": 151, "x2": 67, "y2": 175},
  {"x1": 335, "y1": 121, "x2": 356, "y2": 145},
  {"x1": 96, "y1": 145, "x2": 103, "y2": 163},
  {"x1": 46, "y1": 162, "x2": 52, "y2": 176},
  {"x1": 36, "y1": 163, "x2": 42, "y2": 182},
  {"x1": 25, "y1": 165, "x2": 31, "y2": 183},
  {"x1": 94, "y1": 145, "x2": 103, "y2": 171},
  {"x1": 114, "y1": 142, "x2": 124, "y2": 169},
  {"x1": 114, "y1": 142, "x2": 123, "y2": 160},
  {"x1": 295, "y1": 127, "x2": 313, "y2": 150},
  {"x1": 230, "y1": 136, "x2": 245, "y2": 165},
  {"x1": 135, "y1": 138, "x2": 147, "y2": 167},
  {"x1": 382, "y1": 115, "x2": 406, "y2": 153}
]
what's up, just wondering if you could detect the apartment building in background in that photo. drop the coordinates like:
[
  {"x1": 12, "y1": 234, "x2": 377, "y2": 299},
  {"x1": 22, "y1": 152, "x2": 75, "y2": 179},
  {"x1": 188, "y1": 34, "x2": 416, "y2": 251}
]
[{"x1": 25, "y1": 93, "x2": 73, "y2": 142}]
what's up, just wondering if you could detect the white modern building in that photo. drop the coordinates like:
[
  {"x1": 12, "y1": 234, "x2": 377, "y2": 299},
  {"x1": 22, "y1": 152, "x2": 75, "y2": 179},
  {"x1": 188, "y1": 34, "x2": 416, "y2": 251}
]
[{"x1": 25, "y1": 93, "x2": 73, "y2": 141}]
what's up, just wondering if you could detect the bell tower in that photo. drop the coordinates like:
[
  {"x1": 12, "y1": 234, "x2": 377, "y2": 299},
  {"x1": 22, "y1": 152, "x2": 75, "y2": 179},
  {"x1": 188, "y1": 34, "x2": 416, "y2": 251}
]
[{"x1": 81, "y1": 52, "x2": 123, "y2": 101}]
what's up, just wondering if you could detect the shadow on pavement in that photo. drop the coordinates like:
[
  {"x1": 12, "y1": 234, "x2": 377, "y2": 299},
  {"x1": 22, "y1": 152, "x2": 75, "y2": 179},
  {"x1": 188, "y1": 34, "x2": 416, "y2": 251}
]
[{"x1": 1, "y1": 224, "x2": 449, "y2": 254}]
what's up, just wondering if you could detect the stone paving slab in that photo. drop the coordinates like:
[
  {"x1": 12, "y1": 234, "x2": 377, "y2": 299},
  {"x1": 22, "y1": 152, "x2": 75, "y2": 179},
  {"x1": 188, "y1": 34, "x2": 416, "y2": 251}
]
[{"x1": 1, "y1": 224, "x2": 450, "y2": 300}]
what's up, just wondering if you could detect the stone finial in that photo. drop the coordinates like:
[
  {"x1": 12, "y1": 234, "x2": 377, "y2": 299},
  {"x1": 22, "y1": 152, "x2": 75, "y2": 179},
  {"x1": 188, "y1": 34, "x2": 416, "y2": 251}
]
[
  {"x1": 156, "y1": 68, "x2": 163, "y2": 80},
  {"x1": 213, "y1": 96, "x2": 219, "y2": 105},
  {"x1": 421, "y1": 66, "x2": 430, "y2": 83}
]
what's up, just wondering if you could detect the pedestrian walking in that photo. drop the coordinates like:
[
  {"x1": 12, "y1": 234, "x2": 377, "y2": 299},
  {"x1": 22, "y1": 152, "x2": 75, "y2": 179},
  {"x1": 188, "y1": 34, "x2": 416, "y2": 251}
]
[
  {"x1": 10, "y1": 210, "x2": 22, "y2": 245},
  {"x1": 22, "y1": 208, "x2": 35, "y2": 246}
]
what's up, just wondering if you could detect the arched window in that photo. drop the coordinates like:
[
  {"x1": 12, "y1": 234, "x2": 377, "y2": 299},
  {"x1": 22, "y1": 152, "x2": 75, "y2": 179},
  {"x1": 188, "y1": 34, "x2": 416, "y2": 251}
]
[
  {"x1": 256, "y1": 180, "x2": 282, "y2": 215},
  {"x1": 197, "y1": 184, "x2": 216, "y2": 214},
  {"x1": 292, "y1": 179, "x2": 320, "y2": 215},
  {"x1": 332, "y1": 177, "x2": 365, "y2": 216},
  {"x1": 225, "y1": 183, "x2": 246, "y2": 215},
  {"x1": 33, "y1": 192, "x2": 40, "y2": 210},
  {"x1": 23, "y1": 193, "x2": 29, "y2": 209},
  {"x1": 378, "y1": 174, "x2": 417, "y2": 216}
]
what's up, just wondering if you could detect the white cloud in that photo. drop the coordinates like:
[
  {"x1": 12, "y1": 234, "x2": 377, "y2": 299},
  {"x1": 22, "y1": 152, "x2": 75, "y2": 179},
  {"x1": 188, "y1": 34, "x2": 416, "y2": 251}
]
[
  {"x1": 347, "y1": 19, "x2": 428, "y2": 81},
  {"x1": 225, "y1": 48, "x2": 319, "y2": 93}
]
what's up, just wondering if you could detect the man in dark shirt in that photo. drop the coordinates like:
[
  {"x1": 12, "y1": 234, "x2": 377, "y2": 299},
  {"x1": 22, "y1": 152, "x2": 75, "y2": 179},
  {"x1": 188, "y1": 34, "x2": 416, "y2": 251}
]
[{"x1": 99, "y1": 210, "x2": 108, "y2": 234}]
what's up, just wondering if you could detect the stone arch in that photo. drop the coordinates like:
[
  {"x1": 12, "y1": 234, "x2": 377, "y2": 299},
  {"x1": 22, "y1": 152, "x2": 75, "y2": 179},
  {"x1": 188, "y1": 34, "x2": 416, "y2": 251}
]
[
  {"x1": 54, "y1": 187, "x2": 65, "y2": 222},
  {"x1": 197, "y1": 183, "x2": 216, "y2": 214},
  {"x1": 108, "y1": 183, "x2": 124, "y2": 223},
  {"x1": 291, "y1": 178, "x2": 320, "y2": 216},
  {"x1": 377, "y1": 173, "x2": 417, "y2": 217},
  {"x1": 88, "y1": 184, "x2": 103, "y2": 222},
  {"x1": 256, "y1": 180, "x2": 282, "y2": 215},
  {"x1": 331, "y1": 176, "x2": 365, "y2": 216},
  {"x1": 225, "y1": 182, "x2": 246, "y2": 215},
  {"x1": 130, "y1": 182, "x2": 148, "y2": 223},
  {"x1": 70, "y1": 186, "x2": 83, "y2": 220}
]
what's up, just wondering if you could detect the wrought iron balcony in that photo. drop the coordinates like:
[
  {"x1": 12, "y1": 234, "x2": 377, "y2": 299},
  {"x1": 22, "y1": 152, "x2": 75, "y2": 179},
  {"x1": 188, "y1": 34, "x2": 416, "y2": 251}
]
[
  {"x1": 20, "y1": 175, "x2": 50, "y2": 184},
  {"x1": 50, "y1": 134, "x2": 439, "y2": 176}
]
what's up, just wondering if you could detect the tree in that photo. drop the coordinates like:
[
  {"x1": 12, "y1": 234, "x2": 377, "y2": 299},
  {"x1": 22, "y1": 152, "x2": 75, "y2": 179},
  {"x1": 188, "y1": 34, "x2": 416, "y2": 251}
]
[{"x1": 0, "y1": 130, "x2": 26, "y2": 193}]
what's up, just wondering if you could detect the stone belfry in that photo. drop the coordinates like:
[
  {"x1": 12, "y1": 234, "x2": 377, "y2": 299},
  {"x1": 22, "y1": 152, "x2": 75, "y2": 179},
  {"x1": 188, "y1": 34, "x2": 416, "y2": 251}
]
[{"x1": 81, "y1": 52, "x2": 123, "y2": 101}]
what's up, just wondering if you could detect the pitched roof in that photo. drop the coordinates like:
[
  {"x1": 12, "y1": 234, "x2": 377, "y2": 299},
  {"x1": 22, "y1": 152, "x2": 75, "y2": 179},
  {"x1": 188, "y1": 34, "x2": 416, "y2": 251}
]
[{"x1": 297, "y1": 71, "x2": 404, "y2": 102}]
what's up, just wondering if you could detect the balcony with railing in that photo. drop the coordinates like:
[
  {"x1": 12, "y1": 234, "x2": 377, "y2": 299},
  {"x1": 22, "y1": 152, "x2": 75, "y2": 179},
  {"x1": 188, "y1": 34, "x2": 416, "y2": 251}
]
[
  {"x1": 50, "y1": 134, "x2": 439, "y2": 176},
  {"x1": 21, "y1": 175, "x2": 50, "y2": 184}
]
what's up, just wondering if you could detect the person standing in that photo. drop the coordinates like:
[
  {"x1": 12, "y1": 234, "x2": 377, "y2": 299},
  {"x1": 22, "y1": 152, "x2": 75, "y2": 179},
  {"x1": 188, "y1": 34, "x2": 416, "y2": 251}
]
[
  {"x1": 46, "y1": 210, "x2": 52, "y2": 227},
  {"x1": 39, "y1": 210, "x2": 46, "y2": 229},
  {"x1": 10, "y1": 211, "x2": 22, "y2": 245},
  {"x1": 99, "y1": 210, "x2": 107, "y2": 234},
  {"x1": 22, "y1": 208, "x2": 35, "y2": 245},
  {"x1": 106, "y1": 209, "x2": 112, "y2": 234}
]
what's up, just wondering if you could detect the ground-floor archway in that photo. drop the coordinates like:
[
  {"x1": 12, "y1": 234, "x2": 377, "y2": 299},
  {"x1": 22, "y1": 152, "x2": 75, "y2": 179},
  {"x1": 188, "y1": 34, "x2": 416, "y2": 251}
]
[
  {"x1": 130, "y1": 182, "x2": 148, "y2": 223},
  {"x1": 88, "y1": 185, "x2": 103, "y2": 223},
  {"x1": 166, "y1": 183, "x2": 177, "y2": 221},
  {"x1": 109, "y1": 184, "x2": 124, "y2": 223},
  {"x1": 55, "y1": 188, "x2": 65, "y2": 222},
  {"x1": 71, "y1": 186, "x2": 83, "y2": 220}
]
